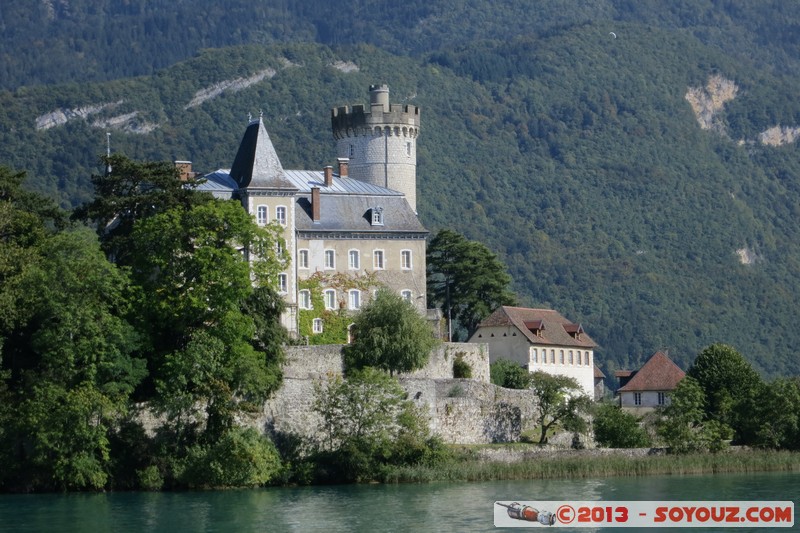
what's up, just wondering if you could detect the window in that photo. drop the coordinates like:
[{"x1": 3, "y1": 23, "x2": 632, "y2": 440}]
[
  {"x1": 401, "y1": 250, "x2": 412, "y2": 270},
  {"x1": 313, "y1": 318, "x2": 323, "y2": 334},
  {"x1": 278, "y1": 273, "x2": 287, "y2": 294},
  {"x1": 371, "y1": 207, "x2": 384, "y2": 226},
  {"x1": 559, "y1": 350, "x2": 565, "y2": 364},
  {"x1": 401, "y1": 289, "x2": 412, "y2": 302},
  {"x1": 349, "y1": 144, "x2": 355, "y2": 158},
  {"x1": 658, "y1": 392, "x2": 666, "y2": 406},
  {"x1": 584, "y1": 352, "x2": 590, "y2": 366},
  {"x1": 275, "y1": 240, "x2": 284, "y2": 255},
  {"x1": 324, "y1": 289, "x2": 336, "y2": 310},
  {"x1": 373, "y1": 250, "x2": 384, "y2": 269},
  {"x1": 634, "y1": 392, "x2": 642, "y2": 406},
  {"x1": 349, "y1": 250, "x2": 360, "y2": 270},
  {"x1": 550, "y1": 350, "x2": 555, "y2": 364},
  {"x1": 532, "y1": 349, "x2": 538, "y2": 364},
  {"x1": 256, "y1": 205, "x2": 267, "y2": 226},
  {"x1": 324, "y1": 250, "x2": 335, "y2": 269},
  {"x1": 298, "y1": 249, "x2": 309, "y2": 269},
  {"x1": 349, "y1": 289, "x2": 361, "y2": 310},
  {"x1": 569, "y1": 350, "x2": 574, "y2": 365},
  {"x1": 275, "y1": 206, "x2": 287, "y2": 226},
  {"x1": 299, "y1": 290, "x2": 311, "y2": 310},
  {"x1": 406, "y1": 142, "x2": 412, "y2": 156},
  {"x1": 577, "y1": 351, "x2": 582, "y2": 365}
]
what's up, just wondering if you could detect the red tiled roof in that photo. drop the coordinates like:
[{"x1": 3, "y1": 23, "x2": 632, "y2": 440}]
[
  {"x1": 617, "y1": 351, "x2": 685, "y2": 392},
  {"x1": 473, "y1": 306, "x2": 597, "y2": 348},
  {"x1": 594, "y1": 366, "x2": 606, "y2": 378}
]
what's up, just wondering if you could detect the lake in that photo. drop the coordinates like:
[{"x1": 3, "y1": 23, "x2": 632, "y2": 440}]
[{"x1": 0, "y1": 472, "x2": 796, "y2": 532}]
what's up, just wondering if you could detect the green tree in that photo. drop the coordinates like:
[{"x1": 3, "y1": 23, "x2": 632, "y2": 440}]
[
  {"x1": 344, "y1": 288, "x2": 438, "y2": 376},
  {"x1": 311, "y1": 367, "x2": 441, "y2": 482},
  {"x1": 1, "y1": 228, "x2": 145, "y2": 491},
  {"x1": 753, "y1": 378, "x2": 800, "y2": 450},
  {"x1": 592, "y1": 403, "x2": 651, "y2": 448},
  {"x1": 130, "y1": 200, "x2": 287, "y2": 442},
  {"x1": 490, "y1": 359, "x2": 532, "y2": 389},
  {"x1": 528, "y1": 371, "x2": 591, "y2": 444},
  {"x1": 687, "y1": 343, "x2": 763, "y2": 443},
  {"x1": 73, "y1": 154, "x2": 208, "y2": 265},
  {"x1": 427, "y1": 229, "x2": 517, "y2": 341},
  {"x1": 657, "y1": 376, "x2": 732, "y2": 454}
]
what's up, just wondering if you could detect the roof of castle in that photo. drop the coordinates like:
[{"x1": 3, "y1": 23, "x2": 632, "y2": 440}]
[
  {"x1": 617, "y1": 351, "x2": 685, "y2": 392},
  {"x1": 229, "y1": 118, "x2": 296, "y2": 190},
  {"x1": 295, "y1": 193, "x2": 425, "y2": 234},
  {"x1": 470, "y1": 306, "x2": 597, "y2": 349}
]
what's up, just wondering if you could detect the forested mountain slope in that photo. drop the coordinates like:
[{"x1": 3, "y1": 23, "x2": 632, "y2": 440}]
[
  {"x1": 2, "y1": 2, "x2": 800, "y2": 380},
  {"x1": 2, "y1": 0, "x2": 799, "y2": 90}
]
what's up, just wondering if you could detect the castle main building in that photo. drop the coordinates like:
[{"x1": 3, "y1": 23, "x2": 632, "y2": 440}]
[{"x1": 198, "y1": 85, "x2": 428, "y2": 339}]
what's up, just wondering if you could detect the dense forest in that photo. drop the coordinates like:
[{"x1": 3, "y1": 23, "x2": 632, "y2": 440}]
[{"x1": 3, "y1": 1, "x2": 800, "y2": 379}]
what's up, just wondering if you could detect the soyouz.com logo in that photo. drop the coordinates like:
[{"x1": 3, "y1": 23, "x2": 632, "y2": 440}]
[{"x1": 493, "y1": 501, "x2": 794, "y2": 528}]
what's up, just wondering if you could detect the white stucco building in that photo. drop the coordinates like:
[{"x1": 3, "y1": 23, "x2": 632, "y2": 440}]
[{"x1": 468, "y1": 306, "x2": 597, "y2": 397}]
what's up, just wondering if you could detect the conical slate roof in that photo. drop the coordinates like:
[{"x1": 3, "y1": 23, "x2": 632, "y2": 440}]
[{"x1": 229, "y1": 118, "x2": 295, "y2": 190}]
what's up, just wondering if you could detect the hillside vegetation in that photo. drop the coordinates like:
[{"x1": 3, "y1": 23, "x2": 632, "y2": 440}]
[{"x1": 2, "y1": 2, "x2": 800, "y2": 379}]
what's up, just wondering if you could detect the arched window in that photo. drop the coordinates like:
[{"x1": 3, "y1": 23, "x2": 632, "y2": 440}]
[
  {"x1": 401, "y1": 250, "x2": 412, "y2": 270},
  {"x1": 373, "y1": 250, "x2": 385, "y2": 269},
  {"x1": 278, "y1": 273, "x2": 287, "y2": 294},
  {"x1": 256, "y1": 205, "x2": 267, "y2": 226},
  {"x1": 324, "y1": 289, "x2": 336, "y2": 310},
  {"x1": 298, "y1": 249, "x2": 309, "y2": 269},
  {"x1": 349, "y1": 289, "x2": 361, "y2": 310},
  {"x1": 275, "y1": 206, "x2": 287, "y2": 226},
  {"x1": 324, "y1": 250, "x2": 335, "y2": 269},
  {"x1": 348, "y1": 250, "x2": 360, "y2": 270},
  {"x1": 299, "y1": 290, "x2": 311, "y2": 310}
]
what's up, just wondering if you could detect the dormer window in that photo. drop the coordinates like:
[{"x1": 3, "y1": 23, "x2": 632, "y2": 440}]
[
  {"x1": 564, "y1": 323, "x2": 584, "y2": 340},
  {"x1": 371, "y1": 206, "x2": 384, "y2": 226},
  {"x1": 524, "y1": 320, "x2": 545, "y2": 338}
]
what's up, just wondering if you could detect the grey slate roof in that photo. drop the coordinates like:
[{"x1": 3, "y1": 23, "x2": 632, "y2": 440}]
[
  {"x1": 198, "y1": 171, "x2": 237, "y2": 199},
  {"x1": 229, "y1": 118, "x2": 296, "y2": 190},
  {"x1": 295, "y1": 194, "x2": 425, "y2": 233},
  {"x1": 283, "y1": 170, "x2": 404, "y2": 196}
]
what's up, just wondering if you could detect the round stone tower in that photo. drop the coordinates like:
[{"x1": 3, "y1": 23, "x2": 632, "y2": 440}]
[{"x1": 331, "y1": 85, "x2": 420, "y2": 211}]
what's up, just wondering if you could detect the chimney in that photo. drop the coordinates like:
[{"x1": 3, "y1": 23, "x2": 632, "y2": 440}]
[
  {"x1": 337, "y1": 158, "x2": 349, "y2": 178},
  {"x1": 311, "y1": 187, "x2": 321, "y2": 222},
  {"x1": 323, "y1": 165, "x2": 333, "y2": 187},
  {"x1": 175, "y1": 160, "x2": 193, "y2": 181}
]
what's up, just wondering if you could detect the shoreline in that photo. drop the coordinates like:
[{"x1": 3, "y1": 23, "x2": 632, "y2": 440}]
[{"x1": 380, "y1": 448, "x2": 800, "y2": 484}]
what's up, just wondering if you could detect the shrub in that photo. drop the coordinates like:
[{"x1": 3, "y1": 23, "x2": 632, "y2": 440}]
[
  {"x1": 490, "y1": 359, "x2": 531, "y2": 389},
  {"x1": 593, "y1": 403, "x2": 652, "y2": 448},
  {"x1": 180, "y1": 427, "x2": 281, "y2": 488},
  {"x1": 452, "y1": 355, "x2": 473, "y2": 378}
]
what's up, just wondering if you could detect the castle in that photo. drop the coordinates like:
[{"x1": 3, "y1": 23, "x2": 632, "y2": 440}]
[{"x1": 197, "y1": 85, "x2": 428, "y2": 338}]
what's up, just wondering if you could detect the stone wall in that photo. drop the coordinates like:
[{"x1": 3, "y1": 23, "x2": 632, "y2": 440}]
[
  {"x1": 405, "y1": 342, "x2": 490, "y2": 382},
  {"x1": 256, "y1": 343, "x2": 535, "y2": 445}
]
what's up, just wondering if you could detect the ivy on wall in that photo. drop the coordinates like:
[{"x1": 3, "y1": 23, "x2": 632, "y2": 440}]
[{"x1": 298, "y1": 271, "x2": 381, "y2": 345}]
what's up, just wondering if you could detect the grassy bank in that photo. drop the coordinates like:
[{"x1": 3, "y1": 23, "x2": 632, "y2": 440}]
[{"x1": 382, "y1": 449, "x2": 800, "y2": 483}]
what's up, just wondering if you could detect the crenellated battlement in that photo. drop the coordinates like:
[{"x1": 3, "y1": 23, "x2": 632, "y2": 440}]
[{"x1": 331, "y1": 103, "x2": 420, "y2": 140}]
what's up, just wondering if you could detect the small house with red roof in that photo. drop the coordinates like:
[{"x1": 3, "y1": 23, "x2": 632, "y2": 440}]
[
  {"x1": 468, "y1": 306, "x2": 598, "y2": 397},
  {"x1": 615, "y1": 351, "x2": 685, "y2": 410}
]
